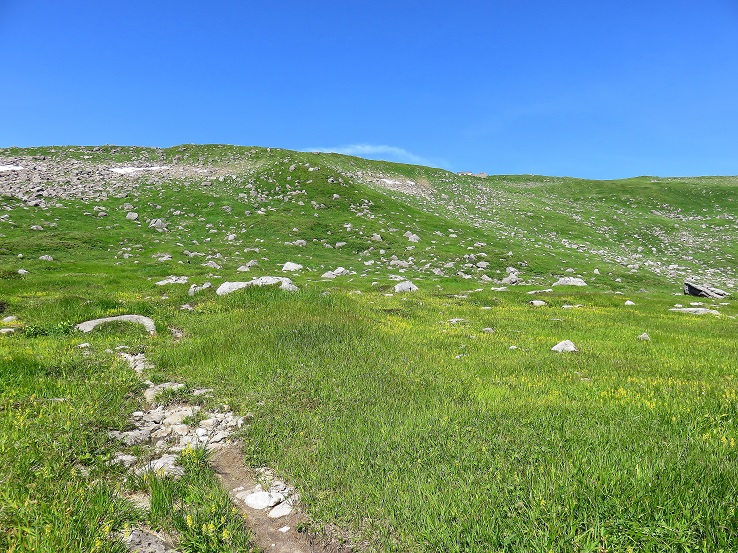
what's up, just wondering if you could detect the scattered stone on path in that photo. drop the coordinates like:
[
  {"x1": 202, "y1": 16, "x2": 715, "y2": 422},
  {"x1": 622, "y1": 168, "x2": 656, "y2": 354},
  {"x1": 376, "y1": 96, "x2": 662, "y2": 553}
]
[
  {"x1": 268, "y1": 501, "x2": 294, "y2": 519},
  {"x1": 137, "y1": 454, "x2": 184, "y2": 477},
  {"x1": 551, "y1": 340, "x2": 578, "y2": 352},
  {"x1": 553, "y1": 277, "x2": 587, "y2": 286},
  {"x1": 216, "y1": 277, "x2": 298, "y2": 295},
  {"x1": 143, "y1": 382, "x2": 186, "y2": 405},
  {"x1": 394, "y1": 280, "x2": 418, "y2": 293},
  {"x1": 240, "y1": 490, "x2": 285, "y2": 510},
  {"x1": 76, "y1": 314, "x2": 156, "y2": 335}
]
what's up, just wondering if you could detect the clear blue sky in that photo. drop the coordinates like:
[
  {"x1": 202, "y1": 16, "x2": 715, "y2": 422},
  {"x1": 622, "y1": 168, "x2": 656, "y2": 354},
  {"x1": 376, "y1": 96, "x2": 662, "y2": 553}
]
[{"x1": 1, "y1": 1, "x2": 737, "y2": 179}]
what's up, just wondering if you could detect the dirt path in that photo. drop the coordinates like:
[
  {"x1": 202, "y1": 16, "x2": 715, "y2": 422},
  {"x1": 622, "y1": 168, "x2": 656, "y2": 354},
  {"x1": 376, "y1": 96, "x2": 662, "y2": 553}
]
[{"x1": 210, "y1": 443, "x2": 357, "y2": 553}]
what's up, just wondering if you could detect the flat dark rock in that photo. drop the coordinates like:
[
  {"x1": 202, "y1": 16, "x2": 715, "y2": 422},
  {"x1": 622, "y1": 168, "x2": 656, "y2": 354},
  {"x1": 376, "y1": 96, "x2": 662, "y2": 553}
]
[{"x1": 684, "y1": 280, "x2": 729, "y2": 299}]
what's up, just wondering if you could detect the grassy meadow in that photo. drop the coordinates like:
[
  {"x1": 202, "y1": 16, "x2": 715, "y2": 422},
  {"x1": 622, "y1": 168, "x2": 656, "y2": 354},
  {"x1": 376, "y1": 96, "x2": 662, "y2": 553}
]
[{"x1": 1, "y1": 145, "x2": 737, "y2": 552}]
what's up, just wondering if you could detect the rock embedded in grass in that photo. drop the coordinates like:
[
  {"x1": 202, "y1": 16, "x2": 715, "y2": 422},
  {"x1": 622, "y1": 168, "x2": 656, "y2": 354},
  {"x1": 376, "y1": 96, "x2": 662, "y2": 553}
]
[
  {"x1": 155, "y1": 275, "x2": 188, "y2": 285},
  {"x1": 551, "y1": 340, "x2": 578, "y2": 352},
  {"x1": 669, "y1": 307, "x2": 720, "y2": 315},
  {"x1": 216, "y1": 277, "x2": 298, "y2": 295},
  {"x1": 553, "y1": 277, "x2": 587, "y2": 286},
  {"x1": 76, "y1": 314, "x2": 156, "y2": 335},
  {"x1": 394, "y1": 280, "x2": 418, "y2": 293},
  {"x1": 188, "y1": 282, "x2": 212, "y2": 296}
]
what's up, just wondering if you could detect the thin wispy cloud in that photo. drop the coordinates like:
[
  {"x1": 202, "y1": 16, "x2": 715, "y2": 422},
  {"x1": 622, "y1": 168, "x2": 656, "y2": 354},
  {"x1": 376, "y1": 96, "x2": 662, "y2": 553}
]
[{"x1": 307, "y1": 144, "x2": 438, "y2": 167}]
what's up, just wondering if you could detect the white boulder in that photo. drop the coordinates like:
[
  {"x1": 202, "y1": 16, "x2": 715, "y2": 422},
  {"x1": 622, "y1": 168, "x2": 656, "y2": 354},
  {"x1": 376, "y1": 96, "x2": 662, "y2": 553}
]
[
  {"x1": 551, "y1": 340, "x2": 578, "y2": 353},
  {"x1": 394, "y1": 281, "x2": 418, "y2": 293},
  {"x1": 216, "y1": 277, "x2": 298, "y2": 295}
]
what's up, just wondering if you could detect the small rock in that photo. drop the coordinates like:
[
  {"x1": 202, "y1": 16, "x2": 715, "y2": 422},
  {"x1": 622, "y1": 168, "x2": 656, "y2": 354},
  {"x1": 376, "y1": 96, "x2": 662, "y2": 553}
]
[
  {"x1": 551, "y1": 340, "x2": 578, "y2": 352},
  {"x1": 111, "y1": 453, "x2": 138, "y2": 467},
  {"x1": 156, "y1": 276, "x2": 188, "y2": 285},
  {"x1": 669, "y1": 307, "x2": 720, "y2": 315},
  {"x1": 268, "y1": 501, "x2": 293, "y2": 519},
  {"x1": 188, "y1": 282, "x2": 212, "y2": 296},
  {"x1": 243, "y1": 491, "x2": 277, "y2": 510},
  {"x1": 553, "y1": 277, "x2": 587, "y2": 286},
  {"x1": 638, "y1": 333, "x2": 651, "y2": 341}
]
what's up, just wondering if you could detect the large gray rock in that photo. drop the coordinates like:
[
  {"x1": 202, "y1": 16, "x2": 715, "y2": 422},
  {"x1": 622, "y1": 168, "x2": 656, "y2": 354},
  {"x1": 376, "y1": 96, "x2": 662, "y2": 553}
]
[
  {"x1": 216, "y1": 277, "x2": 298, "y2": 295},
  {"x1": 684, "y1": 280, "x2": 729, "y2": 299},
  {"x1": 76, "y1": 314, "x2": 156, "y2": 335}
]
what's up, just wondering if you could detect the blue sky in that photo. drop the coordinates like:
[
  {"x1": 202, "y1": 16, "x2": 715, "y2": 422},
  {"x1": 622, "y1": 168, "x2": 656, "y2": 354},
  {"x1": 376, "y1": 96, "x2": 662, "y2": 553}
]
[{"x1": 1, "y1": 1, "x2": 737, "y2": 179}]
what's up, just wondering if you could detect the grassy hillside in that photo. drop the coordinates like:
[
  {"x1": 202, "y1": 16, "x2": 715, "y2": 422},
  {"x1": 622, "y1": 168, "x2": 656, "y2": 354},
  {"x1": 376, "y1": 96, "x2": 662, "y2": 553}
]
[{"x1": 1, "y1": 145, "x2": 737, "y2": 552}]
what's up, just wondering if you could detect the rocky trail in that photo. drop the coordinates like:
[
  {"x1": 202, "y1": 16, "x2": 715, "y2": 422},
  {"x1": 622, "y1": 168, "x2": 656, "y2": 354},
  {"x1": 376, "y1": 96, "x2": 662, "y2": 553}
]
[{"x1": 110, "y1": 348, "x2": 354, "y2": 553}]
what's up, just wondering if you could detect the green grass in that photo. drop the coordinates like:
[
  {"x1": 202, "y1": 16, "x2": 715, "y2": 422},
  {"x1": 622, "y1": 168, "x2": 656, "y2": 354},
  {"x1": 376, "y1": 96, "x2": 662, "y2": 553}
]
[
  {"x1": 1, "y1": 144, "x2": 737, "y2": 551},
  {"x1": 153, "y1": 287, "x2": 738, "y2": 551}
]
